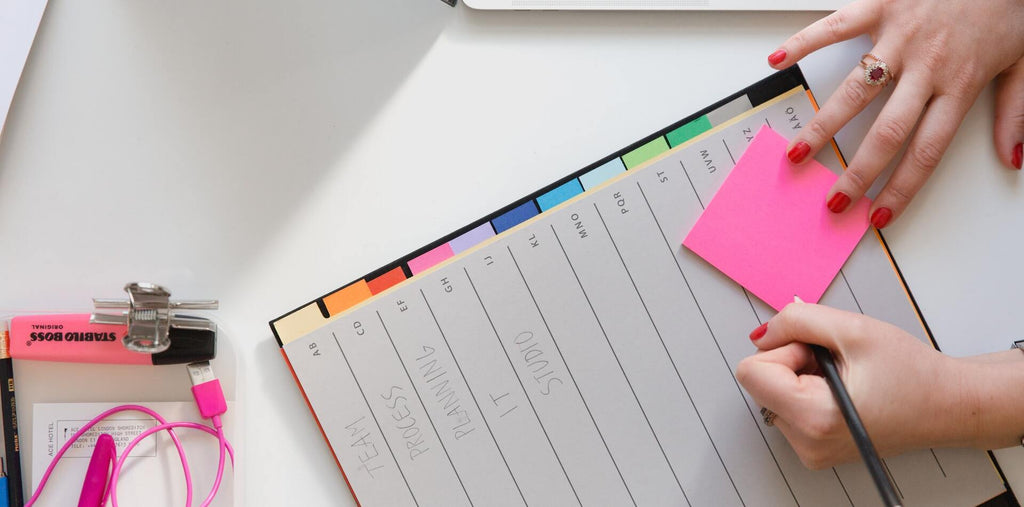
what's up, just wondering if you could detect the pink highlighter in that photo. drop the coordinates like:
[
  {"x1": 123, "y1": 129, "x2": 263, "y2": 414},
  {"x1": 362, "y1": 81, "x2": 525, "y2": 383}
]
[
  {"x1": 78, "y1": 433, "x2": 116, "y2": 507},
  {"x1": 8, "y1": 314, "x2": 215, "y2": 365}
]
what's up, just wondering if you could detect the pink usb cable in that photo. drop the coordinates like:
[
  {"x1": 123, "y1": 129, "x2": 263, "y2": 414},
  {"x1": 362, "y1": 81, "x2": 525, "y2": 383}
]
[{"x1": 27, "y1": 361, "x2": 234, "y2": 507}]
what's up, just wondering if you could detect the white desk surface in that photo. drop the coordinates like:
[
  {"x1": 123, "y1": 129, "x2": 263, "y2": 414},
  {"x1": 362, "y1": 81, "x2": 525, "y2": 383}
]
[{"x1": 0, "y1": 1, "x2": 1020, "y2": 505}]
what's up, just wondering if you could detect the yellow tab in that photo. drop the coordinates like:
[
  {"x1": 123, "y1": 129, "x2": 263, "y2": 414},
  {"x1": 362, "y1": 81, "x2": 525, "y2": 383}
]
[{"x1": 273, "y1": 303, "x2": 327, "y2": 345}]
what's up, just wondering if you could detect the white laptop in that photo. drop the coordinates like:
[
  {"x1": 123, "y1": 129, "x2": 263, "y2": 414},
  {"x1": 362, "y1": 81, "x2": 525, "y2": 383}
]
[{"x1": 464, "y1": 0, "x2": 846, "y2": 10}]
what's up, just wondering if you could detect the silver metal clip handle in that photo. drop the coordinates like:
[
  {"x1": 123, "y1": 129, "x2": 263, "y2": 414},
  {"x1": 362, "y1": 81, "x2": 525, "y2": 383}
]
[{"x1": 89, "y1": 283, "x2": 218, "y2": 354}]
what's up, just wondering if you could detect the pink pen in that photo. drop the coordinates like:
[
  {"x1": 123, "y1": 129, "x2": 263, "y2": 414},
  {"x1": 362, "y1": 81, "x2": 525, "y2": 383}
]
[{"x1": 78, "y1": 433, "x2": 115, "y2": 507}]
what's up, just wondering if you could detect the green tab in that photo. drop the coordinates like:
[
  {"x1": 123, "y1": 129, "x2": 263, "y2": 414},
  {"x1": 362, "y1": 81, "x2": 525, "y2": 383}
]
[
  {"x1": 666, "y1": 115, "x2": 712, "y2": 147},
  {"x1": 622, "y1": 137, "x2": 670, "y2": 169}
]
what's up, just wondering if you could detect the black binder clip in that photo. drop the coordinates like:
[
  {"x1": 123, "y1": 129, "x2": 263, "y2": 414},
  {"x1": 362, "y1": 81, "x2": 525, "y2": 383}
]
[{"x1": 89, "y1": 283, "x2": 219, "y2": 354}]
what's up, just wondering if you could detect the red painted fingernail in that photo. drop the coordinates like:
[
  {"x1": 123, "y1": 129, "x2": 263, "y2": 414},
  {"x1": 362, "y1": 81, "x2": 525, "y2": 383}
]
[
  {"x1": 749, "y1": 323, "x2": 768, "y2": 341},
  {"x1": 1013, "y1": 143, "x2": 1022, "y2": 170},
  {"x1": 787, "y1": 142, "x2": 810, "y2": 164},
  {"x1": 827, "y1": 192, "x2": 851, "y2": 213},
  {"x1": 870, "y1": 207, "x2": 893, "y2": 229},
  {"x1": 768, "y1": 49, "x2": 787, "y2": 66}
]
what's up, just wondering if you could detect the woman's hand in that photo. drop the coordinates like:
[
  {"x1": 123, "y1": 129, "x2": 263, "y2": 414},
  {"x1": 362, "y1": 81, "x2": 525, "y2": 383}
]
[
  {"x1": 767, "y1": 0, "x2": 1024, "y2": 229},
  {"x1": 735, "y1": 303, "x2": 972, "y2": 469}
]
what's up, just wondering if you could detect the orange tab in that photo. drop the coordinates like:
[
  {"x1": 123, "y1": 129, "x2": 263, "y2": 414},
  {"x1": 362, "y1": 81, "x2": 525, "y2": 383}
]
[{"x1": 323, "y1": 280, "x2": 372, "y2": 316}]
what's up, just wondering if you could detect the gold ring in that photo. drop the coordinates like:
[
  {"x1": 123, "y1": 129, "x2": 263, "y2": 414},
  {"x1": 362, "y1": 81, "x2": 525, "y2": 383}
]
[
  {"x1": 860, "y1": 53, "x2": 894, "y2": 86},
  {"x1": 760, "y1": 406, "x2": 778, "y2": 427}
]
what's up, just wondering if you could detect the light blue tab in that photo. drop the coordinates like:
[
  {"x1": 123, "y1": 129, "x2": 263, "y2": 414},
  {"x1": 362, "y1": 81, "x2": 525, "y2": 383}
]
[
  {"x1": 579, "y1": 158, "x2": 626, "y2": 190},
  {"x1": 537, "y1": 179, "x2": 584, "y2": 211}
]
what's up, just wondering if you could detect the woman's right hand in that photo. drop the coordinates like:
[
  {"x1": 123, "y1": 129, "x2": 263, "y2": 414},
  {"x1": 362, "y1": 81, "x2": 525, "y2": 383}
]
[{"x1": 735, "y1": 303, "x2": 973, "y2": 469}]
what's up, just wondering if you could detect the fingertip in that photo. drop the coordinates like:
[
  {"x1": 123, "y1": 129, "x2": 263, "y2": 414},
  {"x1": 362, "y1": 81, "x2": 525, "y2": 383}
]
[
  {"x1": 826, "y1": 191, "x2": 851, "y2": 213},
  {"x1": 768, "y1": 49, "x2": 788, "y2": 67},
  {"x1": 992, "y1": 127, "x2": 1021, "y2": 169},
  {"x1": 755, "y1": 304, "x2": 804, "y2": 350},
  {"x1": 749, "y1": 322, "x2": 769, "y2": 342},
  {"x1": 993, "y1": 61, "x2": 1024, "y2": 170},
  {"x1": 870, "y1": 206, "x2": 893, "y2": 229},
  {"x1": 787, "y1": 141, "x2": 811, "y2": 164}
]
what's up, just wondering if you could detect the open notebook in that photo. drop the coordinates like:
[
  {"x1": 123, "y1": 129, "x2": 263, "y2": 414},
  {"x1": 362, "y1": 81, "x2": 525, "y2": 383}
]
[{"x1": 270, "y1": 67, "x2": 1007, "y2": 506}]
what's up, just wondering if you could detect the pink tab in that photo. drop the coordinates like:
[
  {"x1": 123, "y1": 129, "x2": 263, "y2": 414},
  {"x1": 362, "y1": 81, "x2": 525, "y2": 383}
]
[
  {"x1": 408, "y1": 243, "x2": 455, "y2": 275},
  {"x1": 683, "y1": 126, "x2": 871, "y2": 311}
]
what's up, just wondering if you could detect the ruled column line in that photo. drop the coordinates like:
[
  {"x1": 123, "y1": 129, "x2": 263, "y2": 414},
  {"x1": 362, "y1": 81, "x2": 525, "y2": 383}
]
[
  {"x1": 376, "y1": 311, "x2": 475, "y2": 506},
  {"x1": 592, "y1": 201, "x2": 739, "y2": 505},
  {"x1": 506, "y1": 245, "x2": 639, "y2": 507},
  {"x1": 463, "y1": 266, "x2": 584, "y2": 507},
  {"x1": 419, "y1": 288, "x2": 530, "y2": 506},
  {"x1": 331, "y1": 331, "x2": 421, "y2": 507},
  {"x1": 635, "y1": 178, "x2": 800, "y2": 505},
  {"x1": 548, "y1": 224, "x2": 692, "y2": 506},
  {"x1": 839, "y1": 270, "x2": 911, "y2": 497}
]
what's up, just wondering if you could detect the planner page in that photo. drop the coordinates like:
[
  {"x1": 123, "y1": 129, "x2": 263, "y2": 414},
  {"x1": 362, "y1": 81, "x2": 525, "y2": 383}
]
[{"x1": 272, "y1": 69, "x2": 1006, "y2": 506}]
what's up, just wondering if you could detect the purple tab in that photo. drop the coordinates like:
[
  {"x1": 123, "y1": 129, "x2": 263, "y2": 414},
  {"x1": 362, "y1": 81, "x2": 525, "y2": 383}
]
[{"x1": 449, "y1": 222, "x2": 496, "y2": 254}]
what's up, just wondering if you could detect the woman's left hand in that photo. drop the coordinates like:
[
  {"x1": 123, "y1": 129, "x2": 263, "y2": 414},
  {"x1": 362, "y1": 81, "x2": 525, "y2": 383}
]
[{"x1": 768, "y1": 0, "x2": 1024, "y2": 229}]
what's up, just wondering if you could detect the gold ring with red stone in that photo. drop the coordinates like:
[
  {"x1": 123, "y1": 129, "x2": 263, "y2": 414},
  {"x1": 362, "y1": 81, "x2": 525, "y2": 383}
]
[{"x1": 860, "y1": 53, "x2": 894, "y2": 86}]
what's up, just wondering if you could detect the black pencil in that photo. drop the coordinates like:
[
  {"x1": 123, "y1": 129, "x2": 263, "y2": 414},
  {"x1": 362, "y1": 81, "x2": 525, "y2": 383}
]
[
  {"x1": 0, "y1": 328, "x2": 22, "y2": 507},
  {"x1": 793, "y1": 296, "x2": 901, "y2": 507}
]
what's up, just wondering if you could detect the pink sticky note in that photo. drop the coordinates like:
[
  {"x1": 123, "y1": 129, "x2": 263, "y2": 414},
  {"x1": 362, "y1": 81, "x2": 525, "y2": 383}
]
[{"x1": 683, "y1": 126, "x2": 871, "y2": 311}]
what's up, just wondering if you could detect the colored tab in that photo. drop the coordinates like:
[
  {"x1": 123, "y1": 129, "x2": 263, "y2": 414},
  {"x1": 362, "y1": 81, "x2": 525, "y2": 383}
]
[
  {"x1": 492, "y1": 201, "x2": 539, "y2": 234},
  {"x1": 579, "y1": 158, "x2": 626, "y2": 190},
  {"x1": 622, "y1": 137, "x2": 670, "y2": 169},
  {"x1": 706, "y1": 95, "x2": 753, "y2": 126},
  {"x1": 367, "y1": 266, "x2": 407, "y2": 294},
  {"x1": 408, "y1": 243, "x2": 455, "y2": 275},
  {"x1": 323, "y1": 280, "x2": 373, "y2": 316},
  {"x1": 667, "y1": 116, "x2": 712, "y2": 147},
  {"x1": 272, "y1": 303, "x2": 328, "y2": 345},
  {"x1": 450, "y1": 222, "x2": 496, "y2": 254},
  {"x1": 537, "y1": 179, "x2": 584, "y2": 211}
]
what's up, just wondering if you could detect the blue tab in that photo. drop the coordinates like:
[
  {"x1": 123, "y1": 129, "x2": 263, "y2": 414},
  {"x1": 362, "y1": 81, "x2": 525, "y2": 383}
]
[
  {"x1": 579, "y1": 158, "x2": 626, "y2": 190},
  {"x1": 492, "y1": 201, "x2": 540, "y2": 234},
  {"x1": 537, "y1": 179, "x2": 584, "y2": 212}
]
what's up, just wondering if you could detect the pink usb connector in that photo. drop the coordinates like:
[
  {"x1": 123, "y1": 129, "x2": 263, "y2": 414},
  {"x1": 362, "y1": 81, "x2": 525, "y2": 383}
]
[{"x1": 188, "y1": 361, "x2": 227, "y2": 421}]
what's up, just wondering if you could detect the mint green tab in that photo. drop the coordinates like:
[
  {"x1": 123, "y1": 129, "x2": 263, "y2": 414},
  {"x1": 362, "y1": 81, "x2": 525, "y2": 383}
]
[
  {"x1": 666, "y1": 115, "x2": 712, "y2": 147},
  {"x1": 622, "y1": 137, "x2": 670, "y2": 169}
]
